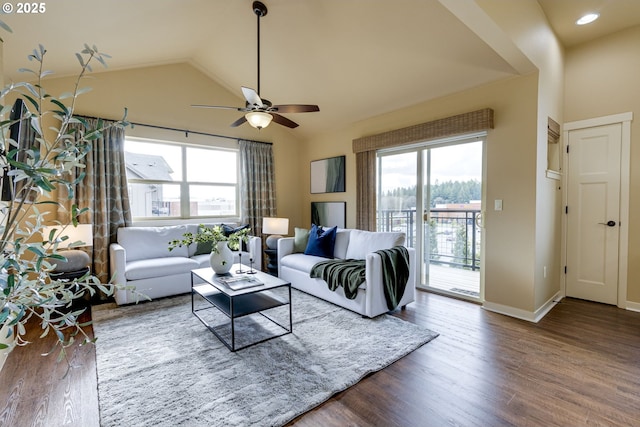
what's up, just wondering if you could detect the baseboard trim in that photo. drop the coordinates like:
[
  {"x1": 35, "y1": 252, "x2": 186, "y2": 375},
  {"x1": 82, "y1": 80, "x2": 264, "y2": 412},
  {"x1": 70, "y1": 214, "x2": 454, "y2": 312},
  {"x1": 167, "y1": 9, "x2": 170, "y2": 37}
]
[
  {"x1": 483, "y1": 291, "x2": 561, "y2": 323},
  {"x1": 483, "y1": 301, "x2": 536, "y2": 322},
  {"x1": 534, "y1": 291, "x2": 562, "y2": 322},
  {"x1": 625, "y1": 301, "x2": 640, "y2": 313}
]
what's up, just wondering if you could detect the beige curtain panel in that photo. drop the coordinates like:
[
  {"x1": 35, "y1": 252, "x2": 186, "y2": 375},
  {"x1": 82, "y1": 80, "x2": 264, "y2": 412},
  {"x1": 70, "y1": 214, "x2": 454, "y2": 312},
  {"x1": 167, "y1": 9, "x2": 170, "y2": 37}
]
[
  {"x1": 239, "y1": 139, "x2": 277, "y2": 236},
  {"x1": 57, "y1": 117, "x2": 132, "y2": 292}
]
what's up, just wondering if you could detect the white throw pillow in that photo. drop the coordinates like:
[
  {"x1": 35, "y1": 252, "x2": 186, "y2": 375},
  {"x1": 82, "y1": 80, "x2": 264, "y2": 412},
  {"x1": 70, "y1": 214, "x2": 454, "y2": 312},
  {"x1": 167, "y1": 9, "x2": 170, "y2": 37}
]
[
  {"x1": 332, "y1": 228, "x2": 352, "y2": 259},
  {"x1": 344, "y1": 229, "x2": 405, "y2": 260},
  {"x1": 118, "y1": 225, "x2": 189, "y2": 261}
]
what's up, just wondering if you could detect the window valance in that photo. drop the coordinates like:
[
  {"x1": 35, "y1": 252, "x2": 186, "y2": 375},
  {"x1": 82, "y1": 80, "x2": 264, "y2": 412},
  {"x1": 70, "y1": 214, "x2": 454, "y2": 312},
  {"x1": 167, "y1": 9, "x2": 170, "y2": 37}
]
[
  {"x1": 352, "y1": 108, "x2": 494, "y2": 153},
  {"x1": 352, "y1": 108, "x2": 494, "y2": 230}
]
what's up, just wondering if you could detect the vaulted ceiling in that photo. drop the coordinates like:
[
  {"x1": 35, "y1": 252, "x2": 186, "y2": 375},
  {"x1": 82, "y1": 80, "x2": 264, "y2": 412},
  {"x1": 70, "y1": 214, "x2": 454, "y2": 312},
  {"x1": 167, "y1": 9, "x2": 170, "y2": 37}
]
[{"x1": 2, "y1": 0, "x2": 639, "y2": 138}]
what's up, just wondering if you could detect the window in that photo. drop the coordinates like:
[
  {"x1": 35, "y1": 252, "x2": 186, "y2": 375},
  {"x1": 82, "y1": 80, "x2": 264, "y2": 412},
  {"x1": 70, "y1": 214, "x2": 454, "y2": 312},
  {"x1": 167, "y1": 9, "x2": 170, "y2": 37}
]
[{"x1": 125, "y1": 138, "x2": 238, "y2": 219}]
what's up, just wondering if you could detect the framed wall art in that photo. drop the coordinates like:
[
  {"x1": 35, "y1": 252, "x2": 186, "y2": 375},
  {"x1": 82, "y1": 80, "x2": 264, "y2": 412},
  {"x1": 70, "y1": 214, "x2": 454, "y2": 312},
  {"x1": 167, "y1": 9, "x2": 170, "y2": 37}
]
[
  {"x1": 310, "y1": 155, "x2": 345, "y2": 194},
  {"x1": 311, "y1": 201, "x2": 346, "y2": 228}
]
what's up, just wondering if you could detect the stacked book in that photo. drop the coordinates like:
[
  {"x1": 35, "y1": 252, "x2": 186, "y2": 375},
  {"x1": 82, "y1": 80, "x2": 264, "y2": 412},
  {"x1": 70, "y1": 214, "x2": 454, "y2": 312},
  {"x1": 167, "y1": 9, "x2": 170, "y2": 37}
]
[{"x1": 215, "y1": 275, "x2": 263, "y2": 291}]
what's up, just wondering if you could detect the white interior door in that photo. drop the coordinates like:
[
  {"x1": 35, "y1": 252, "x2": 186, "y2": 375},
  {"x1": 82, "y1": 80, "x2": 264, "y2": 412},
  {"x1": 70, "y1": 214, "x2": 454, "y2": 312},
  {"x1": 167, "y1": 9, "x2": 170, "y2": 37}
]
[{"x1": 566, "y1": 123, "x2": 622, "y2": 304}]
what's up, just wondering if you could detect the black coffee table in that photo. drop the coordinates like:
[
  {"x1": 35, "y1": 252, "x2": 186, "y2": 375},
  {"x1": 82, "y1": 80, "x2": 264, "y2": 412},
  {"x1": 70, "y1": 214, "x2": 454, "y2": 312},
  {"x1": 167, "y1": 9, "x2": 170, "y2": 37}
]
[{"x1": 190, "y1": 265, "x2": 292, "y2": 351}]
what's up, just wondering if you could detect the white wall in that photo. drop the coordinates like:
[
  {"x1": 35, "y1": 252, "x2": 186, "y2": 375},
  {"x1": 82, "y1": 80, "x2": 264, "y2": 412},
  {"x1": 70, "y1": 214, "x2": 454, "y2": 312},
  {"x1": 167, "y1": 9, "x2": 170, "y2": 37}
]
[
  {"x1": 474, "y1": 0, "x2": 565, "y2": 315},
  {"x1": 564, "y1": 25, "x2": 640, "y2": 305}
]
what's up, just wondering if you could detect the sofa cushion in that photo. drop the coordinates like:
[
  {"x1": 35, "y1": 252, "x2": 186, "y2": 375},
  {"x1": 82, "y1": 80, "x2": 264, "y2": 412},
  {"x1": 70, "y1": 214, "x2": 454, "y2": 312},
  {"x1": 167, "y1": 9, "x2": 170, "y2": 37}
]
[
  {"x1": 192, "y1": 225, "x2": 214, "y2": 255},
  {"x1": 118, "y1": 226, "x2": 189, "y2": 261},
  {"x1": 194, "y1": 240, "x2": 213, "y2": 255},
  {"x1": 344, "y1": 230, "x2": 406, "y2": 260},
  {"x1": 281, "y1": 253, "x2": 331, "y2": 273},
  {"x1": 304, "y1": 225, "x2": 337, "y2": 259},
  {"x1": 125, "y1": 257, "x2": 199, "y2": 281},
  {"x1": 293, "y1": 227, "x2": 310, "y2": 253},
  {"x1": 281, "y1": 254, "x2": 367, "y2": 290},
  {"x1": 186, "y1": 223, "x2": 223, "y2": 256},
  {"x1": 333, "y1": 228, "x2": 351, "y2": 259},
  {"x1": 191, "y1": 253, "x2": 211, "y2": 269}
]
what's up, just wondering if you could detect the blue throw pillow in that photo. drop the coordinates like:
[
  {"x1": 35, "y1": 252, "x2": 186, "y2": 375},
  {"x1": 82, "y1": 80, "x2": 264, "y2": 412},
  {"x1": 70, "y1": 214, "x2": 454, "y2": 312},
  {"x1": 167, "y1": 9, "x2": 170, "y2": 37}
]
[
  {"x1": 304, "y1": 224, "x2": 337, "y2": 258},
  {"x1": 221, "y1": 223, "x2": 250, "y2": 251},
  {"x1": 221, "y1": 223, "x2": 250, "y2": 237}
]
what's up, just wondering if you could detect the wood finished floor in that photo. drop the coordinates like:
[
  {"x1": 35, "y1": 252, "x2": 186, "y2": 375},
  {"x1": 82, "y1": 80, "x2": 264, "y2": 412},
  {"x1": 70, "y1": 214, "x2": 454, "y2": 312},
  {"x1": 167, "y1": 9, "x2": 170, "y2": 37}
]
[{"x1": 1, "y1": 291, "x2": 639, "y2": 427}]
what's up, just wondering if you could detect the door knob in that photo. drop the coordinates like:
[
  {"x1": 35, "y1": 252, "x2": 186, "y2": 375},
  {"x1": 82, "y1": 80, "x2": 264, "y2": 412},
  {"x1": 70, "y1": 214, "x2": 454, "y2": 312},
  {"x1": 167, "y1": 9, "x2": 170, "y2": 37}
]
[{"x1": 598, "y1": 220, "x2": 616, "y2": 227}]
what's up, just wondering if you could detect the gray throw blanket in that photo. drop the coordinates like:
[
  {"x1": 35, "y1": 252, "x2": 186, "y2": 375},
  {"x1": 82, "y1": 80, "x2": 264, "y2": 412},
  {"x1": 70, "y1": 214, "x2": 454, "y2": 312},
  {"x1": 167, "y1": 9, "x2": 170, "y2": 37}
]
[{"x1": 310, "y1": 246, "x2": 410, "y2": 310}]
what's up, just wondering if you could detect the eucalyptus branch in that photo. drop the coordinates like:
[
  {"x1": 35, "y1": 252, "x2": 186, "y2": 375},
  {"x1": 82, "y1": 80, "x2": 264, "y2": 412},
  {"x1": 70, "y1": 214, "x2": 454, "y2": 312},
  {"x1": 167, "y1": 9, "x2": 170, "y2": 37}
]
[
  {"x1": 0, "y1": 46, "x2": 126, "y2": 254},
  {"x1": 51, "y1": 46, "x2": 95, "y2": 150},
  {"x1": 24, "y1": 303, "x2": 94, "y2": 347},
  {"x1": 0, "y1": 44, "x2": 135, "y2": 363},
  {"x1": 0, "y1": 183, "x2": 33, "y2": 254}
]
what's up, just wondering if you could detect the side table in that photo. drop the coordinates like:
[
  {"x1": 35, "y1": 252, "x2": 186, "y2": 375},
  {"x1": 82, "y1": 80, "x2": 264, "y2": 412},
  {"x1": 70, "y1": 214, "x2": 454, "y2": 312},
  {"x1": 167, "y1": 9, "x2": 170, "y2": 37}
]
[
  {"x1": 49, "y1": 267, "x2": 90, "y2": 281},
  {"x1": 264, "y1": 248, "x2": 278, "y2": 276}
]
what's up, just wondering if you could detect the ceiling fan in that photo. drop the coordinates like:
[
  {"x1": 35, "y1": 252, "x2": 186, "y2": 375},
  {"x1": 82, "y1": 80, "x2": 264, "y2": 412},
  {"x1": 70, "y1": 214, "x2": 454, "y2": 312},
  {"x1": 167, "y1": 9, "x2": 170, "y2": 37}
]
[{"x1": 192, "y1": 1, "x2": 320, "y2": 130}]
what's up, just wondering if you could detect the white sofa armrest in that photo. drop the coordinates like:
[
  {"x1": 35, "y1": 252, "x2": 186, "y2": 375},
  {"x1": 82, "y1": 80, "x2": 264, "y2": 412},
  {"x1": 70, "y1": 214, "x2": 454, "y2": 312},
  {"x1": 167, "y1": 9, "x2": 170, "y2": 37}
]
[
  {"x1": 277, "y1": 237, "x2": 295, "y2": 276},
  {"x1": 109, "y1": 242, "x2": 129, "y2": 304},
  {"x1": 364, "y1": 246, "x2": 416, "y2": 317}
]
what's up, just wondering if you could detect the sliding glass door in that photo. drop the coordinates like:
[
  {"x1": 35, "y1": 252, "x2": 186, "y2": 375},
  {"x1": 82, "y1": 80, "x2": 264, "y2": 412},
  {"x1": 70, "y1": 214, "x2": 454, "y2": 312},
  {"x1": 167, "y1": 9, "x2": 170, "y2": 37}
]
[
  {"x1": 377, "y1": 135, "x2": 485, "y2": 301},
  {"x1": 377, "y1": 151, "x2": 418, "y2": 246}
]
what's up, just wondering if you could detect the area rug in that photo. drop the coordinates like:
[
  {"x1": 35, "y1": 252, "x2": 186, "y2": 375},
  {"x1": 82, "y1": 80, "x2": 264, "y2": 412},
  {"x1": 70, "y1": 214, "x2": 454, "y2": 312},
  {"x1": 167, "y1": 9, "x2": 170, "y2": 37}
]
[{"x1": 92, "y1": 289, "x2": 438, "y2": 427}]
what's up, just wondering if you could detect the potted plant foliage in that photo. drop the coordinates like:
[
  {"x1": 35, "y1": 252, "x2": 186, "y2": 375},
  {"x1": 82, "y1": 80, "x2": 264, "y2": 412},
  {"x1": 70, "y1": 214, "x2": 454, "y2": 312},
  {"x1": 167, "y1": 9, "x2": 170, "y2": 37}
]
[
  {"x1": 169, "y1": 225, "x2": 251, "y2": 274},
  {"x1": 0, "y1": 43, "x2": 132, "y2": 364}
]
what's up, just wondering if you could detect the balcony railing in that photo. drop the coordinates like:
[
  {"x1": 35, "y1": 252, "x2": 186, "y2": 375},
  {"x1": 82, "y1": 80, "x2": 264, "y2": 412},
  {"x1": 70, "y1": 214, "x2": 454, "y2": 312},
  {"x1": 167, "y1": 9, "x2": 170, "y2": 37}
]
[{"x1": 377, "y1": 208, "x2": 481, "y2": 271}]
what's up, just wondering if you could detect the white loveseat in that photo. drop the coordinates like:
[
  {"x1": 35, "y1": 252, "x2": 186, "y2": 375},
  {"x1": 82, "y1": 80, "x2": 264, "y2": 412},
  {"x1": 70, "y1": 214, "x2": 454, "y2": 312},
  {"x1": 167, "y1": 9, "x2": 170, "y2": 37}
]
[
  {"x1": 110, "y1": 224, "x2": 261, "y2": 305},
  {"x1": 277, "y1": 228, "x2": 416, "y2": 318}
]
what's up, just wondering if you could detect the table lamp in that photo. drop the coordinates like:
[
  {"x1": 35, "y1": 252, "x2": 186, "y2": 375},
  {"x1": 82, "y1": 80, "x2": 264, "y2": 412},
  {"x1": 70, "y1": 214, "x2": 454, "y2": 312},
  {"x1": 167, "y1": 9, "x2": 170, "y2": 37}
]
[{"x1": 262, "y1": 217, "x2": 289, "y2": 250}]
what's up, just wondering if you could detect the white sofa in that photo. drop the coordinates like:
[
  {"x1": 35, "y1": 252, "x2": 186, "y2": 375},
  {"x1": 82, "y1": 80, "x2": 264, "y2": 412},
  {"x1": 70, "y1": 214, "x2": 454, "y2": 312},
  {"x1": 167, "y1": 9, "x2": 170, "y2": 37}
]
[
  {"x1": 277, "y1": 228, "x2": 416, "y2": 318},
  {"x1": 110, "y1": 224, "x2": 261, "y2": 305}
]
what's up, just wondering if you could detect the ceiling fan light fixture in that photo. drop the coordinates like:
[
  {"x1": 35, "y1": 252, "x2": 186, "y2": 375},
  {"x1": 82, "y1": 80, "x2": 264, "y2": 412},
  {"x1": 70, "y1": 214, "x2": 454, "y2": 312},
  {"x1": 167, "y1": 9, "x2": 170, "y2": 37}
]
[
  {"x1": 576, "y1": 13, "x2": 599, "y2": 26},
  {"x1": 191, "y1": 1, "x2": 318, "y2": 130},
  {"x1": 245, "y1": 111, "x2": 272, "y2": 129}
]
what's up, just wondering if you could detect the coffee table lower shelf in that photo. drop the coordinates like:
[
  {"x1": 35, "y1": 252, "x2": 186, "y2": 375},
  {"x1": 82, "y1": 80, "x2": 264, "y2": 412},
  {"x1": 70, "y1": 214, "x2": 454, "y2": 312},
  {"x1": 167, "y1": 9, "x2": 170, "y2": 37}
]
[{"x1": 191, "y1": 282, "x2": 292, "y2": 352}]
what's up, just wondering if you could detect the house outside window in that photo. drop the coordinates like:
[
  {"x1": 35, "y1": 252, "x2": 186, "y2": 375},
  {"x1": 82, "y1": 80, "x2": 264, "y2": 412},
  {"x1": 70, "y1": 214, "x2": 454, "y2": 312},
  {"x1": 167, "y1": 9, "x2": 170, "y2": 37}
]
[{"x1": 124, "y1": 138, "x2": 238, "y2": 219}]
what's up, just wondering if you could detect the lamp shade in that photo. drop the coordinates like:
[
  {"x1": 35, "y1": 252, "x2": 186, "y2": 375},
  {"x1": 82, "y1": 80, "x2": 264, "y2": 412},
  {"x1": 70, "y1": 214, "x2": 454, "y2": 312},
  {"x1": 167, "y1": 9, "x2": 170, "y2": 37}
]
[
  {"x1": 262, "y1": 217, "x2": 289, "y2": 235},
  {"x1": 245, "y1": 111, "x2": 273, "y2": 129},
  {"x1": 43, "y1": 224, "x2": 93, "y2": 249}
]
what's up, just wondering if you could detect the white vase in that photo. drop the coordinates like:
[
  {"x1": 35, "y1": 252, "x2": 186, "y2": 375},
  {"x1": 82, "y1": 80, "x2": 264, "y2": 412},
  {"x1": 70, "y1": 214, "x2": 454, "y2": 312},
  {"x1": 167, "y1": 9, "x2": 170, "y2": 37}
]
[{"x1": 210, "y1": 241, "x2": 234, "y2": 274}]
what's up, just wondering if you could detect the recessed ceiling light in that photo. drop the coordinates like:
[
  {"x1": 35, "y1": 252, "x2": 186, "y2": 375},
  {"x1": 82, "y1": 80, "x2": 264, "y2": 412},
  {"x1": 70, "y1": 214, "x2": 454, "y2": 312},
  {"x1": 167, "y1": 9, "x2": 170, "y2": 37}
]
[{"x1": 576, "y1": 13, "x2": 599, "y2": 25}]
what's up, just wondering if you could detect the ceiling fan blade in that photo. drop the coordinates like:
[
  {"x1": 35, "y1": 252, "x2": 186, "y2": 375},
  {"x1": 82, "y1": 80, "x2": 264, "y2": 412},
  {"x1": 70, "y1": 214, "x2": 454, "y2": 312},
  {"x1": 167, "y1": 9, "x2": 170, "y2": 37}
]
[
  {"x1": 192, "y1": 104, "x2": 244, "y2": 111},
  {"x1": 271, "y1": 113, "x2": 299, "y2": 129},
  {"x1": 241, "y1": 87, "x2": 264, "y2": 108},
  {"x1": 191, "y1": 3, "x2": 318, "y2": 131},
  {"x1": 230, "y1": 116, "x2": 248, "y2": 127},
  {"x1": 272, "y1": 104, "x2": 320, "y2": 113}
]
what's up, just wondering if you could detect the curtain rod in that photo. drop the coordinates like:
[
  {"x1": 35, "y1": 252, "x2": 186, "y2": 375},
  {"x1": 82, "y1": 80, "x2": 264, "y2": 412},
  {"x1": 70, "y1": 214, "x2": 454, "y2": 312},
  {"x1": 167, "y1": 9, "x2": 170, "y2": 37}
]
[{"x1": 75, "y1": 114, "x2": 273, "y2": 145}]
